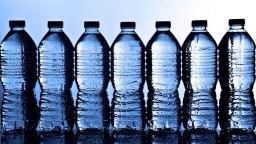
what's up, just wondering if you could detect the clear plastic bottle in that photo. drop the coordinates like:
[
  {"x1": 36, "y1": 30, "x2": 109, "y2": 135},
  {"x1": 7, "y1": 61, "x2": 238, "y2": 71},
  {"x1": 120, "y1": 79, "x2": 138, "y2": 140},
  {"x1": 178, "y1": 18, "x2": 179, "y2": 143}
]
[
  {"x1": 146, "y1": 21, "x2": 181, "y2": 131},
  {"x1": 75, "y1": 21, "x2": 110, "y2": 132},
  {"x1": 219, "y1": 19, "x2": 255, "y2": 132},
  {"x1": 38, "y1": 21, "x2": 74, "y2": 132},
  {"x1": 182, "y1": 20, "x2": 217, "y2": 131},
  {"x1": 111, "y1": 22, "x2": 146, "y2": 131},
  {"x1": 0, "y1": 20, "x2": 38, "y2": 132}
]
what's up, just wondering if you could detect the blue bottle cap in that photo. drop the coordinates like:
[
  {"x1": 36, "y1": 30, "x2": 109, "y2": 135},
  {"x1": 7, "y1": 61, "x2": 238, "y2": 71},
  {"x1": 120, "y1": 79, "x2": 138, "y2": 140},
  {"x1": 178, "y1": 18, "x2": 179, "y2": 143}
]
[
  {"x1": 156, "y1": 21, "x2": 171, "y2": 28},
  {"x1": 9, "y1": 20, "x2": 25, "y2": 27},
  {"x1": 84, "y1": 21, "x2": 99, "y2": 28},
  {"x1": 192, "y1": 20, "x2": 207, "y2": 27},
  {"x1": 48, "y1": 21, "x2": 63, "y2": 28},
  {"x1": 120, "y1": 22, "x2": 136, "y2": 28}
]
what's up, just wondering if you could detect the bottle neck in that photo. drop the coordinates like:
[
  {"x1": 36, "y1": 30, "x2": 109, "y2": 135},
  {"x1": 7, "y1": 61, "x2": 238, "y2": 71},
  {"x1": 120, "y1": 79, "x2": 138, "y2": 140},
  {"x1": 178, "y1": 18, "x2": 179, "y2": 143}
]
[
  {"x1": 84, "y1": 27, "x2": 99, "y2": 33},
  {"x1": 121, "y1": 27, "x2": 135, "y2": 33},
  {"x1": 229, "y1": 24, "x2": 245, "y2": 32},
  {"x1": 49, "y1": 27, "x2": 63, "y2": 32},
  {"x1": 10, "y1": 26, "x2": 24, "y2": 31},
  {"x1": 192, "y1": 26, "x2": 207, "y2": 32},
  {"x1": 156, "y1": 27, "x2": 170, "y2": 31}
]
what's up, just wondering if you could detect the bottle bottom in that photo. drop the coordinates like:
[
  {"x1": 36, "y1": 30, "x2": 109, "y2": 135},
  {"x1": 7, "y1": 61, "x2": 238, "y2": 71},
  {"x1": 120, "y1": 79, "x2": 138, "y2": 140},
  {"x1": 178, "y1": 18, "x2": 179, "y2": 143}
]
[
  {"x1": 182, "y1": 90, "x2": 218, "y2": 131},
  {"x1": 76, "y1": 91, "x2": 109, "y2": 131},
  {"x1": 38, "y1": 90, "x2": 74, "y2": 133},
  {"x1": 147, "y1": 91, "x2": 181, "y2": 132},
  {"x1": 111, "y1": 91, "x2": 146, "y2": 131},
  {"x1": 1, "y1": 90, "x2": 38, "y2": 132},
  {"x1": 219, "y1": 90, "x2": 255, "y2": 133}
]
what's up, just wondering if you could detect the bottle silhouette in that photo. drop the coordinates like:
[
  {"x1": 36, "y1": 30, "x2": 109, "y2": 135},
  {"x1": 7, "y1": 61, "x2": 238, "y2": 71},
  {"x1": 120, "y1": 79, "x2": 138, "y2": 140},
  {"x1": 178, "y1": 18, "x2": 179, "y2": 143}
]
[
  {"x1": 0, "y1": 20, "x2": 38, "y2": 132},
  {"x1": 182, "y1": 20, "x2": 217, "y2": 131},
  {"x1": 219, "y1": 19, "x2": 255, "y2": 132},
  {"x1": 183, "y1": 130, "x2": 218, "y2": 144},
  {"x1": 219, "y1": 131, "x2": 256, "y2": 143},
  {"x1": 75, "y1": 21, "x2": 110, "y2": 132},
  {"x1": 147, "y1": 131, "x2": 181, "y2": 144},
  {"x1": 146, "y1": 21, "x2": 181, "y2": 131},
  {"x1": 111, "y1": 22, "x2": 146, "y2": 131},
  {"x1": 38, "y1": 21, "x2": 74, "y2": 132}
]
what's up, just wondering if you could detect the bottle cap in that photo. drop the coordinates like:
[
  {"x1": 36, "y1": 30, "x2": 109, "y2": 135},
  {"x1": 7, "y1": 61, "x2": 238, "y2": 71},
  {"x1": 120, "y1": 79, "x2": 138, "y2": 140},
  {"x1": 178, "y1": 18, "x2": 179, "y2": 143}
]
[
  {"x1": 192, "y1": 20, "x2": 207, "y2": 27},
  {"x1": 48, "y1": 21, "x2": 63, "y2": 28},
  {"x1": 229, "y1": 19, "x2": 245, "y2": 25},
  {"x1": 9, "y1": 20, "x2": 25, "y2": 27},
  {"x1": 120, "y1": 22, "x2": 136, "y2": 28},
  {"x1": 84, "y1": 21, "x2": 99, "y2": 28},
  {"x1": 156, "y1": 21, "x2": 171, "y2": 28}
]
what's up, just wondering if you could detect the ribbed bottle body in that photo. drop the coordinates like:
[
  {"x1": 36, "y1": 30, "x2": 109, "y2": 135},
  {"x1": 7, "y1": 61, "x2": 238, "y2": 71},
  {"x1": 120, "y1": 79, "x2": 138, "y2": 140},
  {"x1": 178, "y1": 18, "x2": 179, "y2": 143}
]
[
  {"x1": 75, "y1": 29, "x2": 110, "y2": 131},
  {"x1": 0, "y1": 27, "x2": 38, "y2": 132},
  {"x1": 182, "y1": 27, "x2": 217, "y2": 131},
  {"x1": 111, "y1": 28, "x2": 146, "y2": 131},
  {"x1": 38, "y1": 28, "x2": 74, "y2": 132},
  {"x1": 219, "y1": 28, "x2": 255, "y2": 132},
  {"x1": 146, "y1": 29, "x2": 181, "y2": 131}
]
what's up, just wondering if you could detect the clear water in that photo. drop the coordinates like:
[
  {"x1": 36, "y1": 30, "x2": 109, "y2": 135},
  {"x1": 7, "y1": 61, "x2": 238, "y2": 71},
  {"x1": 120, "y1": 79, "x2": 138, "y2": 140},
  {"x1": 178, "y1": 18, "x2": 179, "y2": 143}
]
[
  {"x1": 183, "y1": 130, "x2": 218, "y2": 144},
  {"x1": 111, "y1": 28, "x2": 146, "y2": 131},
  {"x1": 146, "y1": 27, "x2": 181, "y2": 131},
  {"x1": 182, "y1": 27, "x2": 217, "y2": 131},
  {"x1": 147, "y1": 131, "x2": 181, "y2": 144},
  {"x1": 38, "y1": 28, "x2": 74, "y2": 132},
  {"x1": 219, "y1": 27, "x2": 255, "y2": 132},
  {"x1": 0, "y1": 28, "x2": 38, "y2": 132},
  {"x1": 75, "y1": 28, "x2": 110, "y2": 131}
]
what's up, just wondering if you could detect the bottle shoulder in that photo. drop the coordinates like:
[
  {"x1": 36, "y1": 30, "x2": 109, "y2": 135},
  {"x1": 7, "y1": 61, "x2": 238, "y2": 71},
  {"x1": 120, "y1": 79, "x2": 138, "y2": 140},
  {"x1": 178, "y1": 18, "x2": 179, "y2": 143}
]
[
  {"x1": 1, "y1": 30, "x2": 36, "y2": 49},
  {"x1": 111, "y1": 33, "x2": 145, "y2": 51},
  {"x1": 219, "y1": 31, "x2": 255, "y2": 46},
  {"x1": 146, "y1": 31, "x2": 181, "y2": 51},
  {"x1": 75, "y1": 33, "x2": 110, "y2": 50},
  {"x1": 39, "y1": 31, "x2": 73, "y2": 48},
  {"x1": 182, "y1": 32, "x2": 217, "y2": 50}
]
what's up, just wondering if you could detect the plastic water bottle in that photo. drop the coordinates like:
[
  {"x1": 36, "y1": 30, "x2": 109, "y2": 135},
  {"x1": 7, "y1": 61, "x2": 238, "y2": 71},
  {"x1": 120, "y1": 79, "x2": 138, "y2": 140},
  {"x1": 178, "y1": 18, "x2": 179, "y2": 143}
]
[
  {"x1": 146, "y1": 21, "x2": 181, "y2": 131},
  {"x1": 38, "y1": 21, "x2": 74, "y2": 132},
  {"x1": 0, "y1": 20, "x2": 38, "y2": 132},
  {"x1": 182, "y1": 20, "x2": 217, "y2": 131},
  {"x1": 219, "y1": 19, "x2": 255, "y2": 132},
  {"x1": 111, "y1": 22, "x2": 146, "y2": 131},
  {"x1": 147, "y1": 131, "x2": 181, "y2": 144},
  {"x1": 220, "y1": 131, "x2": 256, "y2": 143},
  {"x1": 75, "y1": 21, "x2": 110, "y2": 132},
  {"x1": 183, "y1": 130, "x2": 218, "y2": 144}
]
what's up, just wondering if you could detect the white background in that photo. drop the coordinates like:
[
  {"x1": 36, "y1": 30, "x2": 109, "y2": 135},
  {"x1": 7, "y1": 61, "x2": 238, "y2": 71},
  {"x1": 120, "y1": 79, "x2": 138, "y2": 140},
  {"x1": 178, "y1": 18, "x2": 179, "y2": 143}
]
[{"x1": 0, "y1": 0, "x2": 256, "y2": 130}]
